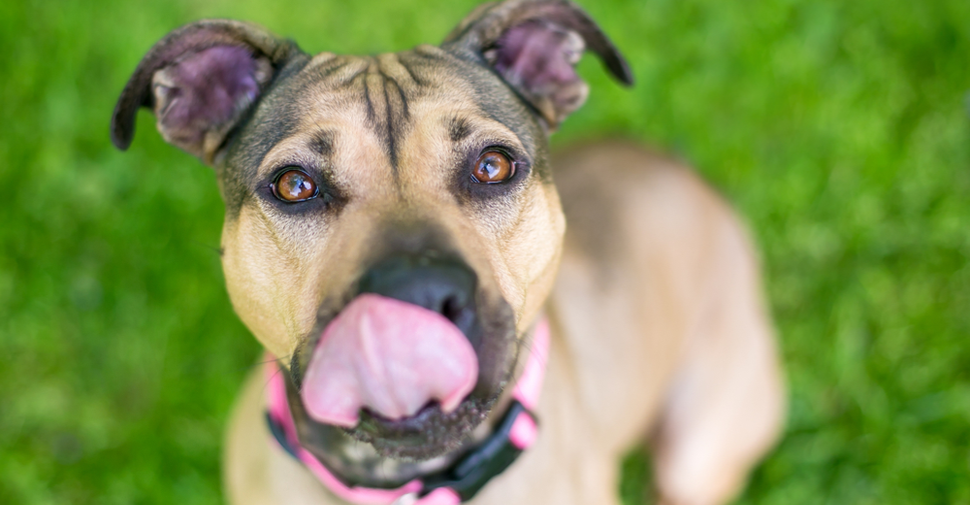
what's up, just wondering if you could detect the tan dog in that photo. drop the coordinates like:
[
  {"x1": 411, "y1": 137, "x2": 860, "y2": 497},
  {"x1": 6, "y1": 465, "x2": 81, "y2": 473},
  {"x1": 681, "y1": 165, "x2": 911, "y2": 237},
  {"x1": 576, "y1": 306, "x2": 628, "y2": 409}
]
[{"x1": 111, "y1": 1, "x2": 784, "y2": 504}]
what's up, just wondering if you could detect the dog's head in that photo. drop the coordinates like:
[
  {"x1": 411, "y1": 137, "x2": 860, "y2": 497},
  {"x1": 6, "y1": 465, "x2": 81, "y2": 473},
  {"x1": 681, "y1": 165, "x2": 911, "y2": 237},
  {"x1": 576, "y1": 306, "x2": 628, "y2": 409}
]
[{"x1": 112, "y1": 0, "x2": 631, "y2": 462}]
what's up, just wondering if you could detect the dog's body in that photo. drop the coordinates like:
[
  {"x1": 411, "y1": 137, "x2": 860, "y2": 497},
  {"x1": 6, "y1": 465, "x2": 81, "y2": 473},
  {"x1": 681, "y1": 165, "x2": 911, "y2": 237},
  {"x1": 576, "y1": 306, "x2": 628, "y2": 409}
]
[{"x1": 112, "y1": 2, "x2": 784, "y2": 504}]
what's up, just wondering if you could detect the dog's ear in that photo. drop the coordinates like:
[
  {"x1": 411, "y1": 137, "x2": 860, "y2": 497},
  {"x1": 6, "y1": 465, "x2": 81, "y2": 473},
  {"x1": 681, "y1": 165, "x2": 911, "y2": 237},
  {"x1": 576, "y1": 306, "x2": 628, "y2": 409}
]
[
  {"x1": 443, "y1": 0, "x2": 633, "y2": 129},
  {"x1": 111, "y1": 20, "x2": 302, "y2": 164}
]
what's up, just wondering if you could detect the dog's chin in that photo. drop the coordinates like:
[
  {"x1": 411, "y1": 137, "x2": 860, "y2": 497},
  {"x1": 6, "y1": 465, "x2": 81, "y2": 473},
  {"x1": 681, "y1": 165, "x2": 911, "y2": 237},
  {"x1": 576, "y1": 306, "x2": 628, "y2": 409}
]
[{"x1": 347, "y1": 397, "x2": 495, "y2": 461}]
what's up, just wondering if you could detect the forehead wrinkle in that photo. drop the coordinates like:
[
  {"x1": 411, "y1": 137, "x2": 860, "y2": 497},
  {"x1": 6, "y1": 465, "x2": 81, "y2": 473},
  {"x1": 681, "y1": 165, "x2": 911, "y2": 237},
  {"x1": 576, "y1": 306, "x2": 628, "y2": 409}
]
[
  {"x1": 320, "y1": 57, "x2": 371, "y2": 88},
  {"x1": 303, "y1": 52, "x2": 341, "y2": 73},
  {"x1": 305, "y1": 55, "x2": 418, "y2": 184},
  {"x1": 377, "y1": 52, "x2": 423, "y2": 94}
]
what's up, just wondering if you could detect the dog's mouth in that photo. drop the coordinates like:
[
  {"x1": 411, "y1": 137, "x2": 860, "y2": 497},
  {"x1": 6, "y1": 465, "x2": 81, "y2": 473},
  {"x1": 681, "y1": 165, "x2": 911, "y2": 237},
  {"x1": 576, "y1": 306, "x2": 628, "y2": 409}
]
[
  {"x1": 300, "y1": 294, "x2": 480, "y2": 427},
  {"x1": 291, "y1": 291, "x2": 514, "y2": 461}
]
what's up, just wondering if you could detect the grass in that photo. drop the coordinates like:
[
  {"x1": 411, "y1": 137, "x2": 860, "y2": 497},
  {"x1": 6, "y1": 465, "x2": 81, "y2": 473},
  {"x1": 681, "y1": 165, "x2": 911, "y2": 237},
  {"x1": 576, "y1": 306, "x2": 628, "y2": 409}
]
[{"x1": 1, "y1": 0, "x2": 968, "y2": 503}]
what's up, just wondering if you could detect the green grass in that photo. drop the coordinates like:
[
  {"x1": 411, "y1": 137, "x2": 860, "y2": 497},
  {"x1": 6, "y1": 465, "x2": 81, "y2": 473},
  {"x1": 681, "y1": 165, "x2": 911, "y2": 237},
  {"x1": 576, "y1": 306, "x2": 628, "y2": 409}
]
[{"x1": 1, "y1": 0, "x2": 968, "y2": 503}]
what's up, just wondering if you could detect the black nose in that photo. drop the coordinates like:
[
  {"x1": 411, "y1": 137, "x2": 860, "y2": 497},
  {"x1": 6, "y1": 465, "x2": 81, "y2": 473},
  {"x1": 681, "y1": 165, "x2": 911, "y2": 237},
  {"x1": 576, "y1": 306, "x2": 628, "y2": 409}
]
[{"x1": 357, "y1": 254, "x2": 480, "y2": 346}]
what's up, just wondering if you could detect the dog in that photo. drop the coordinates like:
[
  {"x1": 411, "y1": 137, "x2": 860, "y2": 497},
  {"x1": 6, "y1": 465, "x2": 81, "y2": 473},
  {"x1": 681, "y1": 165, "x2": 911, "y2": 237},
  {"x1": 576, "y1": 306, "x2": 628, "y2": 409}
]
[{"x1": 110, "y1": 1, "x2": 785, "y2": 504}]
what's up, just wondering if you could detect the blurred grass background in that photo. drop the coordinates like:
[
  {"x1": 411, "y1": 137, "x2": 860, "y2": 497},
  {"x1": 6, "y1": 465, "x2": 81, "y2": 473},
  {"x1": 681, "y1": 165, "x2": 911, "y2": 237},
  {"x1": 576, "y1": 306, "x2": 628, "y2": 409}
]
[{"x1": 1, "y1": 0, "x2": 969, "y2": 503}]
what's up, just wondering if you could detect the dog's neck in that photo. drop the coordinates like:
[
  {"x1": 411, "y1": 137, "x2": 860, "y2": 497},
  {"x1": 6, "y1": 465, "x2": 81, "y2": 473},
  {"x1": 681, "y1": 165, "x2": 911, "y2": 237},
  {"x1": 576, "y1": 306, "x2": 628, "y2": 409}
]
[{"x1": 264, "y1": 318, "x2": 550, "y2": 503}]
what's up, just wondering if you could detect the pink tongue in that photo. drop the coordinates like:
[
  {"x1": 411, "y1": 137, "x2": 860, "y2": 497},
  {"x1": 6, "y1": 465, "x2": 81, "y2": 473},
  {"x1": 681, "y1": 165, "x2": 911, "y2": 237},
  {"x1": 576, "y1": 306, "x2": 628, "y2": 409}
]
[{"x1": 300, "y1": 294, "x2": 479, "y2": 427}]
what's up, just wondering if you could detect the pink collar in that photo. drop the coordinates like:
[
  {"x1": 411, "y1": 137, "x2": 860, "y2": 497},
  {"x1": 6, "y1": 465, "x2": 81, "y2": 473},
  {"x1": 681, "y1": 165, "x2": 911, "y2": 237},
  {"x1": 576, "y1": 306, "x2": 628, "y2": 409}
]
[{"x1": 265, "y1": 318, "x2": 551, "y2": 505}]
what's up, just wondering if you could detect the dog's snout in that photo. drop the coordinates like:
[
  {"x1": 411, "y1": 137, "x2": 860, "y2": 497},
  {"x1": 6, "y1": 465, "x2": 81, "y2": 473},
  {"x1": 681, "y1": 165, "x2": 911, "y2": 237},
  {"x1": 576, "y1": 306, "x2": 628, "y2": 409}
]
[{"x1": 357, "y1": 254, "x2": 480, "y2": 345}]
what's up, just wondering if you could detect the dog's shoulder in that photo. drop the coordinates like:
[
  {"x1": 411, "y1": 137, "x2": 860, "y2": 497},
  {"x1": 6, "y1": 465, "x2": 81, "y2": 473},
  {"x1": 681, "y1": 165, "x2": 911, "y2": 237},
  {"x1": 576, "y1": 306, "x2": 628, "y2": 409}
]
[{"x1": 553, "y1": 140, "x2": 738, "y2": 277}]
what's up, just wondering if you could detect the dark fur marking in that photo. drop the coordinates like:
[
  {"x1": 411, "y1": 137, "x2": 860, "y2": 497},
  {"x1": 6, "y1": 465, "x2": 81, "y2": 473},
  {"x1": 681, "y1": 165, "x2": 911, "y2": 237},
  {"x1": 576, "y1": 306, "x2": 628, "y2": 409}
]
[
  {"x1": 308, "y1": 130, "x2": 333, "y2": 156},
  {"x1": 398, "y1": 51, "x2": 445, "y2": 88},
  {"x1": 383, "y1": 73, "x2": 410, "y2": 120},
  {"x1": 315, "y1": 57, "x2": 347, "y2": 78},
  {"x1": 397, "y1": 56, "x2": 427, "y2": 87},
  {"x1": 362, "y1": 74, "x2": 377, "y2": 124},
  {"x1": 333, "y1": 67, "x2": 367, "y2": 89},
  {"x1": 381, "y1": 82, "x2": 399, "y2": 173},
  {"x1": 358, "y1": 67, "x2": 397, "y2": 177},
  {"x1": 449, "y1": 117, "x2": 472, "y2": 142}
]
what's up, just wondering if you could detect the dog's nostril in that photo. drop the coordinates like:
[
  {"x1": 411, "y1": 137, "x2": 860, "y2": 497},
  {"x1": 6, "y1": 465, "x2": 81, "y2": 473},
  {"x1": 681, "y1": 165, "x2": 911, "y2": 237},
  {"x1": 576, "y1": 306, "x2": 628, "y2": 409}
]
[{"x1": 442, "y1": 296, "x2": 464, "y2": 323}]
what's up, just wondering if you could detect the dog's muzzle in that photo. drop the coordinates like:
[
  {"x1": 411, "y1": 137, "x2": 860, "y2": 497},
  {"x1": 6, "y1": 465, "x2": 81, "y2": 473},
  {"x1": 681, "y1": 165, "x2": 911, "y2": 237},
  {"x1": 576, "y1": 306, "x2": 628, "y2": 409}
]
[
  {"x1": 266, "y1": 317, "x2": 551, "y2": 504},
  {"x1": 301, "y1": 254, "x2": 485, "y2": 428}
]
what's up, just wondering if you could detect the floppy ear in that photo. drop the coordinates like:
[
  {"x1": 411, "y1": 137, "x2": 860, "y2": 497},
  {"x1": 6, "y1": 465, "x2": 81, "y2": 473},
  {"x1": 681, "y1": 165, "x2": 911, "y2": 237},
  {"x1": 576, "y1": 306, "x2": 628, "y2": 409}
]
[
  {"x1": 110, "y1": 20, "x2": 302, "y2": 164},
  {"x1": 443, "y1": 0, "x2": 633, "y2": 129}
]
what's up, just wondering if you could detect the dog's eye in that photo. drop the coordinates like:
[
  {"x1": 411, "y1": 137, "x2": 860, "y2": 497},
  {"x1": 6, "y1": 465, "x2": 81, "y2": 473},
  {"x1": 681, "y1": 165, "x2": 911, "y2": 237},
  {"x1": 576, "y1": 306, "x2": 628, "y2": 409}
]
[
  {"x1": 272, "y1": 169, "x2": 318, "y2": 202},
  {"x1": 471, "y1": 151, "x2": 514, "y2": 184}
]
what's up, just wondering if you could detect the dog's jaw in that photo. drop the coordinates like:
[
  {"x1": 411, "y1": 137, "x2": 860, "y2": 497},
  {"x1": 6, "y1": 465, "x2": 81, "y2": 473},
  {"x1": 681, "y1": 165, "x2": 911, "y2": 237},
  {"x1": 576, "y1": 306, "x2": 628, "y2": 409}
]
[
  {"x1": 284, "y1": 362, "x2": 509, "y2": 476},
  {"x1": 280, "y1": 373, "x2": 477, "y2": 487},
  {"x1": 352, "y1": 398, "x2": 496, "y2": 461}
]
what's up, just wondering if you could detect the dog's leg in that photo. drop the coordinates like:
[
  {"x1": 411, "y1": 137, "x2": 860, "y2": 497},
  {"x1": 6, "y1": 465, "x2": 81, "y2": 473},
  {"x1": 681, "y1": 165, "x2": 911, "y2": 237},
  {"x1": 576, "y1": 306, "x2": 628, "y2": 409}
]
[{"x1": 650, "y1": 211, "x2": 785, "y2": 505}]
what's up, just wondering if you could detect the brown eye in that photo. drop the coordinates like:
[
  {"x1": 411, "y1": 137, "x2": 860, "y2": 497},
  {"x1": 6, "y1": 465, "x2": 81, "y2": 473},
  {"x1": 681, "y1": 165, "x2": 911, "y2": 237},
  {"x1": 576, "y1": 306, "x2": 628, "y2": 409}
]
[
  {"x1": 472, "y1": 151, "x2": 514, "y2": 184},
  {"x1": 272, "y1": 169, "x2": 318, "y2": 202}
]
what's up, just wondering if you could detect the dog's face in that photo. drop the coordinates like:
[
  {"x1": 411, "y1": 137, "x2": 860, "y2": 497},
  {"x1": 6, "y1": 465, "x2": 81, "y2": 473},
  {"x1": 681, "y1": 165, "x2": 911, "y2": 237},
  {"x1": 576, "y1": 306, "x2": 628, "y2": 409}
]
[
  {"x1": 112, "y1": 0, "x2": 630, "y2": 461},
  {"x1": 222, "y1": 47, "x2": 564, "y2": 459}
]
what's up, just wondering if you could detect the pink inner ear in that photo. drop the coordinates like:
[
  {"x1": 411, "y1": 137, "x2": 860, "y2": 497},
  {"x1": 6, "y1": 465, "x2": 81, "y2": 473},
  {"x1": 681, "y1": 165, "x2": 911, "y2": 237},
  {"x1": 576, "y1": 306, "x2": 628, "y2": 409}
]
[
  {"x1": 493, "y1": 20, "x2": 582, "y2": 92},
  {"x1": 156, "y1": 45, "x2": 260, "y2": 135}
]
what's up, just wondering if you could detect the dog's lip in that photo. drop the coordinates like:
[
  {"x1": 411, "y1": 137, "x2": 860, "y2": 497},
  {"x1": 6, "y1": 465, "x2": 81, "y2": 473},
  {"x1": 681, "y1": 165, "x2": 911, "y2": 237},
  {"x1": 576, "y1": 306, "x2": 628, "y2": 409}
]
[
  {"x1": 357, "y1": 401, "x2": 442, "y2": 433},
  {"x1": 347, "y1": 394, "x2": 494, "y2": 459},
  {"x1": 346, "y1": 398, "x2": 480, "y2": 434}
]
